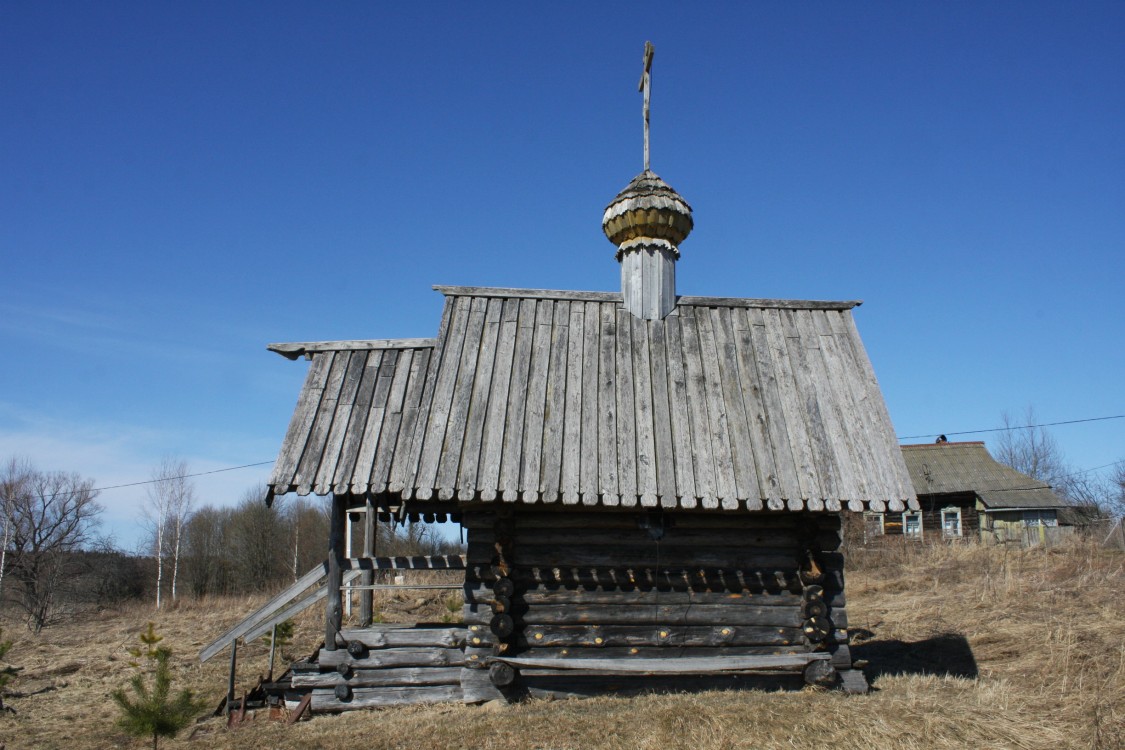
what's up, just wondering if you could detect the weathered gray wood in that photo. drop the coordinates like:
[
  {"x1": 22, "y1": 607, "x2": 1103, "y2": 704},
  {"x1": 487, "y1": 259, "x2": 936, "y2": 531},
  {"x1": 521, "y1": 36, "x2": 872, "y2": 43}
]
[
  {"x1": 614, "y1": 308, "x2": 637, "y2": 506},
  {"x1": 597, "y1": 303, "x2": 619, "y2": 499},
  {"x1": 436, "y1": 296, "x2": 488, "y2": 498},
  {"x1": 268, "y1": 339, "x2": 436, "y2": 359},
  {"x1": 467, "y1": 527, "x2": 839, "y2": 549},
  {"x1": 360, "y1": 499, "x2": 374, "y2": 627},
  {"x1": 476, "y1": 298, "x2": 519, "y2": 500},
  {"x1": 514, "y1": 645, "x2": 809, "y2": 660},
  {"x1": 494, "y1": 653, "x2": 828, "y2": 674},
  {"x1": 293, "y1": 352, "x2": 348, "y2": 494},
  {"x1": 311, "y1": 684, "x2": 462, "y2": 711},
  {"x1": 457, "y1": 297, "x2": 503, "y2": 496},
  {"x1": 519, "y1": 299, "x2": 554, "y2": 498},
  {"x1": 537, "y1": 300, "x2": 570, "y2": 500},
  {"x1": 465, "y1": 564, "x2": 823, "y2": 593},
  {"x1": 677, "y1": 296, "x2": 860, "y2": 311},
  {"x1": 517, "y1": 603, "x2": 801, "y2": 627},
  {"x1": 243, "y1": 569, "x2": 362, "y2": 642},
  {"x1": 333, "y1": 627, "x2": 466, "y2": 650},
  {"x1": 712, "y1": 307, "x2": 761, "y2": 503},
  {"x1": 268, "y1": 352, "x2": 333, "y2": 491},
  {"x1": 200, "y1": 560, "x2": 328, "y2": 663},
  {"x1": 343, "y1": 555, "x2": 465, "y2": 570},
  {"x1": 391, "y1": 346, "x2": 434, "y2": 492},
  {"x1": 312, "y1": 350, "x2": 368, "y2": 493},
  {"x1": 663, "y1": 314, "x2": 696, "y2": 500},
  {"x1": 646, "y1": 318, "x2": 676, "y2": 502},
  {"x1": 579, "y1": 301, "x2": 601, "y2": 503},
  {"x1": 471, "y1": 587, "x2": 843, "y2": 608},
  {"x1": 695, "y1": 307, "x2": 737, "y2": 504},
  {"x1": 498, "y1": 298, "x2": 536, "y2": 500},
  {"x1": 225, "y1": 640, "x2": 237, "y2": 717},
  {"x1": 293, "y1": 667, "x2": 462, "y2": 688},
  {"x1": 316, "y1": 647, "x2": 465, "y2": 669},
  {"x1": 838, "y1": 668, "x2": 869, "y2": 694},
  {"x1": 795, "y1": 310, "x2": 860, "y2": 502},
  {"x1": 394, "y1": 296, "x2": 453, "y2": 496},
  {"x1": 414, "y1": 296, "x2": 473, "y2": 494},
  {"x1": 781, "y1": 309, "x2": 840, "y2": 501},
  {"x1": 631, "y1": 315, "x2": 658, "y2": 501},
  {"x1": 485, "y1": 623, "x2": 805, "y2": 648},
  {"x1": 559, "y1": 302, "x2": 585, "y2": 503},
  {"x1": 678, "y1": 307, "x2": 717, "y2": 504},
  {"x1": 326, "y1": 495, "x2": 346, "y2": 650},
  {"x1": 730, "y1": 308, "x2": 783, "y2": 506},
  {"x1": 350, "y1": 349, "x2": 397, "y2": 492},
  {"x1": 331, "y1": 351, "x2": 382, "y2": 493},
  {"x1": 466, "y1": 544, "x2": 800, "y2": 570},
  {"x1": 433, "y1": 286, "x2": 859, "y2": 310},
  {"x1": 460, "y1": 667, "x2": 505, "y2": 704},
  {"x1": 458, "y1": 510, "x2": 836, "y2": 531},
  {"x1": 813, "y1": 313, "x2": 875, "y2": 501},
  {"x1": 371, "y1": 348, "x2": 414, "y2": 493},
  {"x1": 761, "y1": 308, "x2": 821, "y2": 502},
  {"x1": 742, "y1": 308, "x2": 802, "y2": 504}
]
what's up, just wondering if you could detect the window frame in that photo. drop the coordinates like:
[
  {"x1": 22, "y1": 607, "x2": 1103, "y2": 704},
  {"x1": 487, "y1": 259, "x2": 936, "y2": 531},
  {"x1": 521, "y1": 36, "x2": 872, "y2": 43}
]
[{"x1": 941, "y1": 506, "x2": 963, "y2": 538}]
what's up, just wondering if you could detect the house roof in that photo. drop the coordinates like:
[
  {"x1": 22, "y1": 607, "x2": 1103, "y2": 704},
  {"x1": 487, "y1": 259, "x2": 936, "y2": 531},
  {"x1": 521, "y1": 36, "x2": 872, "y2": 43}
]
[
  {"x1": 901, "y1": 441, "x2": 1065, "y2": 510},
  {"x1": 266, "y1": 286, "x2": 916, "y2": 513}
]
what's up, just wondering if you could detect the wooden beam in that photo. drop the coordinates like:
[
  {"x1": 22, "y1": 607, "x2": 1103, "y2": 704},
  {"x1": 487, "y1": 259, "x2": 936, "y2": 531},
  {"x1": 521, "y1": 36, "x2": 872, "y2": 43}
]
[
  {"x1": 360, "y1": 498, "x2": 374, "y2": 627},
  {"x1": 243, "y1": 570, "x2": 361, "y2": 643},
  {"x1": 268, "y1": 339, "x2": 436, "y2": 360},
  {"x1": 199, "y1": 560, "x2": 330, "y2": 663},
  {"x1": 344, "y1": 555, "x2": 466, "y2": 570},
  {"x1": 491, "y1": 653, "x2": 829, "y2": 675},
  {"x1": 433, "y1": 285, "x2": 860, "y2": 311},
  {"x1": 326, "y1": 495, "x2": 346, "y2": 650}
]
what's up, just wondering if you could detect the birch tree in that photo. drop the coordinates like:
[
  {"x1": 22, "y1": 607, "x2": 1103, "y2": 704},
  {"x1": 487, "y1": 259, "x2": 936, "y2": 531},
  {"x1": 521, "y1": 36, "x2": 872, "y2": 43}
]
[{"x1": 145, "y1": 458, "x2": 195, "y2": 607}]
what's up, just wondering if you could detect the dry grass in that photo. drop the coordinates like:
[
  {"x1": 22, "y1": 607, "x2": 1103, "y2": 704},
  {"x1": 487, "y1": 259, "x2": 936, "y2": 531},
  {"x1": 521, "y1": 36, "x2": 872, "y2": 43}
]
[{"x1": 2, "y1": 541, "x2": 1122, "y2": 750}]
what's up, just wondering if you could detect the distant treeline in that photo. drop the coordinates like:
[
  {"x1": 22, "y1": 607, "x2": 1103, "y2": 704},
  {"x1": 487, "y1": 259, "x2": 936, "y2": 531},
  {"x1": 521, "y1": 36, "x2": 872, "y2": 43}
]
[{"x1": 173, "y1": 494, "x2": 462, "y2": 599}]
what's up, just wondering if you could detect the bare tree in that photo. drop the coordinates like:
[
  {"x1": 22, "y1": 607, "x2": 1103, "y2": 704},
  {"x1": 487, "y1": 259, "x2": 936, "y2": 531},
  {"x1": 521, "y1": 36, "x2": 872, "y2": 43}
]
[
  {"x1": 145, "y1": 458, "x2": 196, "y2": 607},
  {"x1": 994, "y1": 407, "x2": 1069, "y2": 487},
  {"x1": 1, "y1": 459, "x2": 102, "y2": 631}
]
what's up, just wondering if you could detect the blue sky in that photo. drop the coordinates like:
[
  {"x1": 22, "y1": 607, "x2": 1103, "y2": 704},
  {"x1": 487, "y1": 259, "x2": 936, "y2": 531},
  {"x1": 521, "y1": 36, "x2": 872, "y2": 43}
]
[{"x1": 2, "y1": 2, "x2": 1122, "y2": 548}]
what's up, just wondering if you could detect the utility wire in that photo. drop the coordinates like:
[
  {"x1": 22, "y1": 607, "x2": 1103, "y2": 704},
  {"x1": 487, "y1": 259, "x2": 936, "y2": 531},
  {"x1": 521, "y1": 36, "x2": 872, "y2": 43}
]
[
  {"x1": 30, "y1": 460, "x2": 275, "y2": 500},
  {"x1": 897, "y1": 414, "x2": 1124, "y2": 441}
]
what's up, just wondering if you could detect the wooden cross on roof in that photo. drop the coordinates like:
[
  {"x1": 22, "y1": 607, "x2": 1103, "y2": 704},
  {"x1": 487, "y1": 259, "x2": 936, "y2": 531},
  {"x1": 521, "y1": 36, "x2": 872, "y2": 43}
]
[{"x1": 638, "y1": 41, "x2": 654, "y2": 171}]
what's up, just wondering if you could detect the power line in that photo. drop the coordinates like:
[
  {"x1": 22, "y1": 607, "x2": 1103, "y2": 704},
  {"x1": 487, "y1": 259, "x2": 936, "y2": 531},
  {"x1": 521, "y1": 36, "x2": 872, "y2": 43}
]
[
  {"x1": 33, "y1": 460, "x2": 275, "y2": 500},
  {"x1": 897, "y1": 414, "x2": 1124, "y2": 441},
  {"x1": 86, "y1": 461, "x2": 273, "y2": 494}
]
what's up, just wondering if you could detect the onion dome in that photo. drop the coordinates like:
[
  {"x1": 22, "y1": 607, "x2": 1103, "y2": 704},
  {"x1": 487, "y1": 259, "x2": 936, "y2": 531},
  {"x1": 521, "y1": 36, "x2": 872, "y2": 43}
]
[{"x1": 602, "y1": 170, "x2": 693, "y2": 259}]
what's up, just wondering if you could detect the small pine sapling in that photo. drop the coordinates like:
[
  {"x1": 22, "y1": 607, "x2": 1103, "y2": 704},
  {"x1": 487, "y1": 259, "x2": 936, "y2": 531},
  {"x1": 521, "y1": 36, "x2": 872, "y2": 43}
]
[{"x1": 112, "y1": 623, "x2": 207, "y2": 750}]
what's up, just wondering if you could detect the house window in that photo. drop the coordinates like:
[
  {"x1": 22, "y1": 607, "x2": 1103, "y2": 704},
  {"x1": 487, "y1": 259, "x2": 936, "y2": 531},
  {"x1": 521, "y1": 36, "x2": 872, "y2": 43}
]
[
  {"x1": 941, "y1": 507, "x2": 962, "y2": 538},
  {"x1": 902, "y1": 511, "x2": 923, "y2": 539},
  {"x1": 863, "y1": 512, "x2": 885, "y2": 541},
  {"x1": 1022, "y1": 510, "x2": 1058, "y2": 528}
]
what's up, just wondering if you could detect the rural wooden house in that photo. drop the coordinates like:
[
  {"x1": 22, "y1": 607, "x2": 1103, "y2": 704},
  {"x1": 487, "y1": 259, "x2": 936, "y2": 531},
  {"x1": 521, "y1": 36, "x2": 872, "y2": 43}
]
[
  {"x1": 864, "y1": 441, "x2": 1066, "y2": 544},
  {"x1": 202, "y1": 46, "x2": 915, "y2": 713}
]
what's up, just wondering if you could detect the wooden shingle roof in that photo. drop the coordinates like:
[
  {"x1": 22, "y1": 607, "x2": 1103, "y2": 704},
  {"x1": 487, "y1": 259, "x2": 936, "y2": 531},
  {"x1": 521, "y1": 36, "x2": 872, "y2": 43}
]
[
  {"x1": 267, "y1": 286, "x2": 916, "y2": 512},
  {"x1": 902, "y1": 442, "x2": 1065, "y2": 510}
]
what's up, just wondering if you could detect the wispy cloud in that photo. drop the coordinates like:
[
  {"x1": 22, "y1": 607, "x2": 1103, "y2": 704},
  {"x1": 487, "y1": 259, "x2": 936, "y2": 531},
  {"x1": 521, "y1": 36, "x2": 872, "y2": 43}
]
[{"x1": 0, "y1": 406, "x2": 276, "y2": 552}]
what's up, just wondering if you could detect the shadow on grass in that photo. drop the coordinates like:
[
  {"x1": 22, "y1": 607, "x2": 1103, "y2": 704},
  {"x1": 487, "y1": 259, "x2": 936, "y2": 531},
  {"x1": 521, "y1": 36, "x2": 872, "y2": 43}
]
[{"x1": 852, "y1": 632, "x2": 979, "y2": 682}]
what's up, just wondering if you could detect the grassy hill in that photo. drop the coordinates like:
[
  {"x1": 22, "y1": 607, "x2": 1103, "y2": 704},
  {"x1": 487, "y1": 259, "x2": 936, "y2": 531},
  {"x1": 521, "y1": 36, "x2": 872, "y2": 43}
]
[{"x1": 2, "y1": 540, "x2": 1122, "y2": 750}]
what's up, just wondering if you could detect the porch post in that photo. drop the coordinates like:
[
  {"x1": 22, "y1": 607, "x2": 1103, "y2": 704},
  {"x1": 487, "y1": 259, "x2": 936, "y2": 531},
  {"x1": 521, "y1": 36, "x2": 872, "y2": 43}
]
[
  {"x1": 325, "y1": 494, "x2": 345, "y2": 650},
  {"x1": 360, "y1": 497, "x2": 375, "y2": 626}
]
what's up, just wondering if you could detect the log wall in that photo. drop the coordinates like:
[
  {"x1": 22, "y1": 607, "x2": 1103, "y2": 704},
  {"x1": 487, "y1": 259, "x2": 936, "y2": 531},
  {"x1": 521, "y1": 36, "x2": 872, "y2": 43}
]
[{"x1": 462, "y1": 509, "x2": 851, "y2": 696}]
